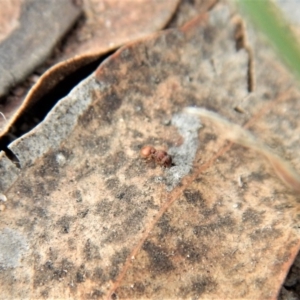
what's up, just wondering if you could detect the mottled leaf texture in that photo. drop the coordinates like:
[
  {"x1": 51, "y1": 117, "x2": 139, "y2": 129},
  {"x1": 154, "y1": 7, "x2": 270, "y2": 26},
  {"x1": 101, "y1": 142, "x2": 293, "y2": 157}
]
[
  {"x1": 0, "y1": 0, "x2": 179, "y2": 137},
  {"x1": 0, "y1": 3, "x2": 300, "y2": 300}
]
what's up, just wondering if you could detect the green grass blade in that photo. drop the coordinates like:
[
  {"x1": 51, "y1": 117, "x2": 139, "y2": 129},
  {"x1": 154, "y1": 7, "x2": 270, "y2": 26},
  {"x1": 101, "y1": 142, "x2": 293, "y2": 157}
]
[{"x1": 239, "y1": 1, "x2": 300, "y2": 81}]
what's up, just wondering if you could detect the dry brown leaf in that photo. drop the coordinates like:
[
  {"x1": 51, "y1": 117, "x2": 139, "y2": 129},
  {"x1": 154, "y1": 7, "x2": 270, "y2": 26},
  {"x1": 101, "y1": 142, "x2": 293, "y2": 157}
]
[
  {"x1": 1, "y1": 3, "x2": 300, "y2": 299},
  {"x1": 168, "y1": 0, "x2": 217, "y2": 28},
  {"x1": 0, "y1": 0, "x2": 22, "y2": 43},
  {"x1": 60, "y1": 0, "x2": 180, "y2": 61},
  {"x1": 0, "y1": 0, "x2": 180, "y2": 138},
  {"x1": 185, "y1": 107, "x2": 300, "y2": 193},
  {"x1": 0, "y1": 0, "x2": 81, "y2": 98}
]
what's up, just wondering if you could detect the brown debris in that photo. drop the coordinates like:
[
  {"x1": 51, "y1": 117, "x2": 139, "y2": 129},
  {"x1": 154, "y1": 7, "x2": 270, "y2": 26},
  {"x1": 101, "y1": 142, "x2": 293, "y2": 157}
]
[{"x1": 140, "y1": 145, "x2": 173, "y2": 168}]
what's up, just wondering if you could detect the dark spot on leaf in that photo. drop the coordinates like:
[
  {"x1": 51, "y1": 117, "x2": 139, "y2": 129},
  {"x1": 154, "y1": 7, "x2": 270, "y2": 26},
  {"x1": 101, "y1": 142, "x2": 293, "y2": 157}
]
[
  {"x1": 45, "y1": 260, "x2": 53, "y2": 270},
  {"x1": 133, "y1": 282, "x2": 146, "y2": 295},
  {"x1": 183, "y1": 189, "x2": 206, "y2": 208},
  {"x1": 97, "y1": 92, "x2": 122, "y2": 123},
  {"x1": 201, "y1": 205, "x2": 217, "y2": 218},
  {"x1": 92, "y1": 267, "x2": 108, "y2": 284},
  {"x1": 41, "y1": 289, "x2": 49, "y2": 298},
  {"x1": 33, "y1": 259, "x2": 73, "y2": 288},
  {"x1": 145, "y1": 48, "x2": 161, "y2": 67},
  {"x1": 203, "y1": 25, "x2": 216, "y2": 44},
  {"x1": 111, "y1": 292, "x2": 118, "y2": 300},
  {"x1": 74, "y1": 160, "x2": 95, "y2": 181},
  {"x1": 104, "y1": 227, "x2": 126, "y2": 244},
  {"x1": 242, "y1": 208, "x2": 264, "y2": 226},
  {"x1": 109, "y1": 248, "x2": 129, "y2": 280},
  {"x1": 53, "y1": 268, "x2": 68, "y2": 281},
  {"x1": 165, "y1": 30, "x2": 184, "y2": 46},
  {"x1": 142, "y1": 241, "x2": 174, "y2": 274},
  {"x1": 123, "y1": 208, "x2": 146, "y2": 233},
  {"x1": 157, "y1": 214, "x2": 176, "y2": 237},
  {"x1": 177, "y1": 241, "x2": 209, "y2": 263},
  {"x1": 124, "y1": 159, "x2": 144, "y2": 178},
  {"x1": 103, "y1": 151, "x2": 127, "y2": 175},
  {"x1": 203, "y1": 133, "x2": 217, "y2": 143},
  {"x1": 250, "y1": 227, "x2": 282, "y2": 241},
  {"x1": 103, "y1": 55, "x2": 121, "y2": 73},
  {"x1": 71, "y1": 189, "x2": 82, "y2": 202},
  {"x1": 145, "y1": 198, "x2": 159, "y2": 210},
  {"x1": 254, "y1": 277, "x2": 266, "y2": 289},
  {"x1": 77, "y1": 209, "x2": 89, "y2": 218},
  {"x1": 68, "y1": 238, "x2": 76, "y2": 251},
  {"x1": 44, "y1": 178, "x2": 59, "y2": 193},
  {"x1": 15, "y1": 217, "x2": 34, "y2": 230},
  {"x1": 78, "y1": 106, "x2": 97, "y2": 127},
  {"x1": 90, "y1": 289, "x2": 104, "y2": 298},
  {"x1": 31, "y1": 207, "x2": 48, "y2": 218},
  {"x1": 95, "y1": 199, "x2": 113, "y2": 217},
  {"x1": 76, "y1": 271, "x2": 85, "y2": 283},
  {"x1": 193, "y1": 224, "x2": 217, "y2": 237},
  {"x1": 16, "y1": 180, "x2": 33, "y2": 198},
  {"x1": 33, "y1": 181, "x2": 47, "y2": 195},
  {"x1": 105, "y1": 178, "x2": 120, "y2": 190},
  {"x1": 116, "y1": 192, "x2": 125, "y2": 200},
  {"x1": 274, "y1": 203, "x2": 294, "y2": 211},
  {"x1": 249, "y1": 171, "x2": 271, "y2": 182},
  {"x1": 191, "y1": 275, "x2": 217, "y2": 297},
  {"x1": 193, "y1": 215, "x2": 235, "y2": 237},
  {"x1": 115, "y1": 185, "x2": 140, "y2": 202},
  {"x1": 84, "y1": 239, "x2": 101, "y2": 261},
  {"x1": 57, "y1": 216, "x2": 74, "y2": 234},
  {"x1": 120, "y1": 47, "x2": 133, "y2": 60},
  {"x1": 132, "y1": 129, "x2": 143, "y2": 138},
  {"x1": 35, "y1": 149, "x2": 71, "y2": 177},
  {"x1": 218, "y1": 214, "x2": 235, "y2": 227},
  {"x1": 96, "y1": 66, "x2": 118, "y2": 85},
  {"x1": 179, "y1": 275, "x2": 217, "y2": 298},
  {"x1": 81, "y1": 135, "x2": 110, "y2": 154},
  {"x1": 109, "y1": 265, "x2": 119, "y2": 281},
  {"x1": 61, "y1": 259, "x2": 73, "y2": 271}
]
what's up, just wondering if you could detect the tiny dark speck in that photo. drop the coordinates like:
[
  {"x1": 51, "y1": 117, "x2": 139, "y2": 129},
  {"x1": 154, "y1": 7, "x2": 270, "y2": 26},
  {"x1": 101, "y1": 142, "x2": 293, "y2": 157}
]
[
  {"x1": 242, "y1": 208, "x2": 264, "y2": 225},
  {"x1": 183, "y1": 189, "x2": 206, "y2": 208},
  {"x1": 103, "y1": 92, "x2": 122, "y2": 113},
  {"x1": 116, "y1": 192, "x2": 125, "y2": 200},
  {"x1": 191, "y1": 275, "x2": 216, "y2": 296},
  {"x1": 203, "y1": 26, "x2": 216, "y2": 44},
  {"x1": 111, "y1": 293, "x2": 118, "y2": 300},
  {"x1": 76, "y1": 271, "x2": 85, "y2": 283}
]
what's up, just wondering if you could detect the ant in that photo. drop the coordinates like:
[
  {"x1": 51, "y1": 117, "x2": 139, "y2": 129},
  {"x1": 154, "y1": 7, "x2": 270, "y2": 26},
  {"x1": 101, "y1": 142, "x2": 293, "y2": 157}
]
[{"x1": 140, "y1": 145, "x2": 173, "y2": 168}]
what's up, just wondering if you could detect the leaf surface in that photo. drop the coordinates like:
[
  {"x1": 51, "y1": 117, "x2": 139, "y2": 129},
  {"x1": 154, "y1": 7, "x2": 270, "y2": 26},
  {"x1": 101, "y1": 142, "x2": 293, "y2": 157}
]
[{"x1": 0, "y1": 4, "x2": 300, "y2": 299}]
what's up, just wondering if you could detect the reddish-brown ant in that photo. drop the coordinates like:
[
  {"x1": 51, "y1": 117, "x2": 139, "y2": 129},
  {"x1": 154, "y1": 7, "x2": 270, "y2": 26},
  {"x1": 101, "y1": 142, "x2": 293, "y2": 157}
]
[{"x1": 140, "y1": 145, "x2": 173, "y2": 168}]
